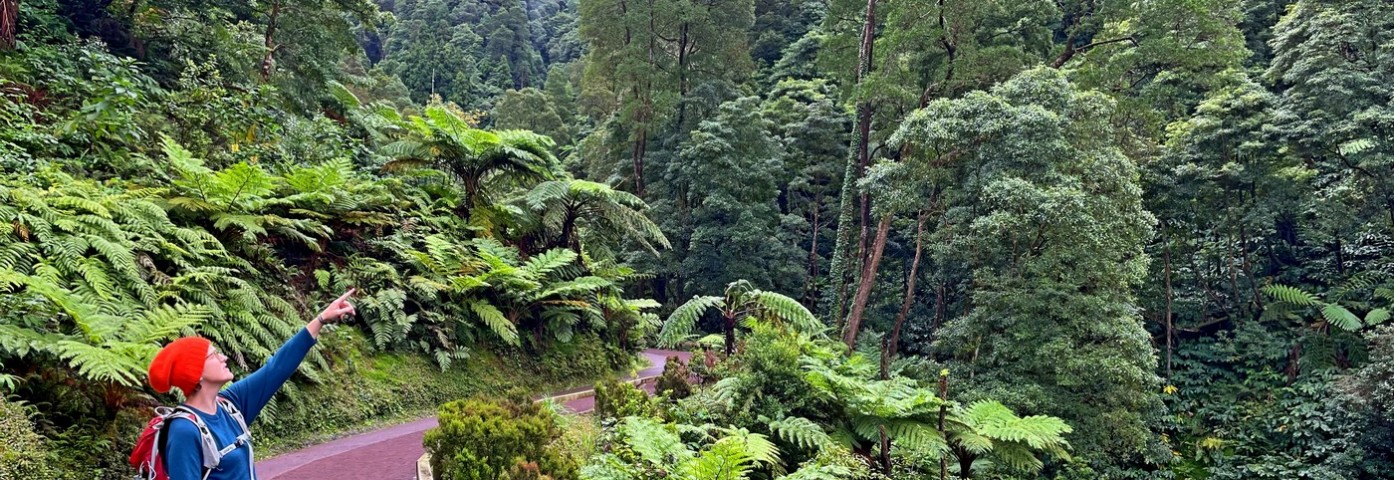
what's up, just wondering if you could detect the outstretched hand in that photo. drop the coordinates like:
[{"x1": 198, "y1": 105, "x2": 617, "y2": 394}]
[{"x1": 316, "y1": 288, "x2": 357, "y2": 325}]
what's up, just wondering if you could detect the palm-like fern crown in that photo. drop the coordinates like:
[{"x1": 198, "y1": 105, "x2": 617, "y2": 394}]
[
  {"x1": 946, "y1": 400, "x2": 1073, "y2": 472},
  {"x1": 659, "y1": 280, "x2": 823, "y2": 347},
  {"x1": 522, "y1": 179, "x2": 670, "y2": 256},
  {"x1": 381, "y1": 106, "x2": 559, "y2": 205},
  {"x1": 392, "y1": 233, "x2": 647, "y2": 352}
]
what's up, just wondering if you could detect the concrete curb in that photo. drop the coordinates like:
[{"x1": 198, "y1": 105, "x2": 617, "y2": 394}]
[
  {"x1": 417, "y1": 453, "x2": 431, "y2": 480},
  {"x1": 533, "y1": 373, "x2": 661, "y2": 407}
]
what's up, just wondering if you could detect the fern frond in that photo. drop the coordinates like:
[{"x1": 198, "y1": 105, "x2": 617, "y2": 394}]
[
  {"x1": 1321, "y1": 303, "x2": 1362, "y2": 331},
  {"x1": 770, "y1": 416, "x2": 834, "y2": 452},
  {"x1": 468, "y1": 300, "x2": 519, "y2": 346},
  {"x1": 751, "y1": 291, "x2": 823, "y2": 334},
  {"x1": 1263, "y1": 284, "x2": 1321, "y2": 306},
  {"x1": 660, "y1": 296, "x2": 723, "y2": 347},
  {"x1": 522, "y1": 248, "x2": 577, "y2": 278},
  {"x1": 1363, "y1": 307, "x2": 1389, "y2": 326}
]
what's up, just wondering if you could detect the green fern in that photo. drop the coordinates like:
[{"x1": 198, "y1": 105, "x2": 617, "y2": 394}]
[
  {"x1": 659, "y1": 295, "x2": 724, "y2": 347},
  {"x1": 1265, "y1": 283, "x2": 1392, "y2": 332},
  {"x1": 771, "y1": 416, "x2": 835, "y2": 451},
  {"x1": 1263, "y1": 284, "x2": 1321, "y2": 306}
]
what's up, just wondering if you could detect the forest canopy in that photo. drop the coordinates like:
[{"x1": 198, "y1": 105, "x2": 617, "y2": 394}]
[{"x1": 2, "y1": 0, "x2": 1393, "y2": 478}]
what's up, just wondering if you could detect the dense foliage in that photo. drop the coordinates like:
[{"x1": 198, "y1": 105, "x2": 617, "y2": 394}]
[
  {"x1": 4, "y1": 0, "x2": 1394, "y2": 477},
  {"x1": 425, "y1": 395, "x2": 579, "y2": 480}
]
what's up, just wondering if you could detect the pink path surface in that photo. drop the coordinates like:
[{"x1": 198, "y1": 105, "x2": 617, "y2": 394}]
[{"x1": 256, "y1": 349, "x2": 690, "y2": 480}]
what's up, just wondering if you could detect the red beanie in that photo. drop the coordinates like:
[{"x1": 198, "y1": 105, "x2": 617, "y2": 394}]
[{"x1": 148, "y1": 336, "x2": 210, "y2": 397}]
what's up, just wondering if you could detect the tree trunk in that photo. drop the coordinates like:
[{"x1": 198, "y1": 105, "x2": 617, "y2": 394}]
[
  {"x1": 632, "y1": 125, "x2": 647, "y2": 196},
  {"x1": 260, "y1": 0, "x2": 282, "y2": 82},
  {"x1": 850, "y1": 0, "x2": 879, "y2": 269},
  {"x1": 1164, "y1": 230, "x2": 1174, "y2": 380},
  {"x1": 889, "y1": 210, "x2": 926, "y2": 356},
  {"x1": 724, "y1": 313, "x2": 736, "y2": 356},
  {"x1": 824, "y1": 0, "x2": 880, "y2": 327},
  {"x1": 844, "y1": 214, "x2": 892, "y2": 348},
  {"x1": 878, "y1": 424, "x2": 891, "y2": 473},
  {"x1": 0, "y1": 0, "x2": 15, "y2": 51},
  {"x1": 938, "y1": 372, "x2": 949, "y2": 480},
  {"x1": 675, "y1": 21, "x2": 690, "y2": 129},
  {"x1": 803, "y1": 197, "x2": 823, "y2": 304}
]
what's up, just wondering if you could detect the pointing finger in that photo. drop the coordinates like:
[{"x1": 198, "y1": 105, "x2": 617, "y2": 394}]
[{"x1": 335, "y1": 288, "x2": 357, "y2": 305}]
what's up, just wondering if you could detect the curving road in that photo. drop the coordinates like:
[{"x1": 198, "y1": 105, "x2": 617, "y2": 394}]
[{"x1": 255, "y1": 349, "x2": 690, "y2": 480}]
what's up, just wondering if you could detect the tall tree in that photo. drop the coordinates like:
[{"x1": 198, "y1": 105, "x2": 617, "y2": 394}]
[
  {"x1": 577, "y1": 0, "x2": 753, "y2": 196},
  {"x1": 671, "y1": 97, "x2": 805, "y2": 297},
  {"x1": 886, "y1": 68, "x2": 1165, "y2": 470}
]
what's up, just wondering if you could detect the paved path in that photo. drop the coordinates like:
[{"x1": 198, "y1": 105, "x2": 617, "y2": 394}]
[{"x1": 256, "y1": 349, "x2": 690, "y2": 480}]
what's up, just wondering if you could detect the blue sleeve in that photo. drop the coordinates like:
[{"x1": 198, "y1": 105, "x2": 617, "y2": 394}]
[
  {"x1": 164, "y1": 419, "x2": 204, "y2": 480},
  {"x1": 222, "y1": 327, "x2": 317, "y2": 423}
]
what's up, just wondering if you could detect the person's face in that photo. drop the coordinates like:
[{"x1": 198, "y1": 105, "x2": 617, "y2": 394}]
[{"x1": 202, "y1": 345, "x2": 235, "y2": 384}]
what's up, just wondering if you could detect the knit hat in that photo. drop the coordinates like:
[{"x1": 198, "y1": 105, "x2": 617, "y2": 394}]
[{"x1": 148, "y1": 336, "x2": 211, "y2": 396}]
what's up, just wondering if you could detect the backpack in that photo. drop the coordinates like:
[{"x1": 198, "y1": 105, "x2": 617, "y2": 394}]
[{"x1": 130, "y1": 396, "x2": 253, "y2": 480}]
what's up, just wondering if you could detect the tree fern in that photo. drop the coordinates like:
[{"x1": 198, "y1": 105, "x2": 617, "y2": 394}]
[
  {"x1": 660, "y1": 295, "x2": 724, "y2": 347},
  {"x1": 771, "y1": 416, "x2": 835, "y2": 451},
  {"x1": 1265, "y1": 283, "x2": 1392, "y2": 332}
]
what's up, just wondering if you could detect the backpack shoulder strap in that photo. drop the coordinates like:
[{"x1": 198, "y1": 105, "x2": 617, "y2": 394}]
[
  {"x1": 216, "y1": 396, "x2": 251, "y2": 439},
  {"x1": 169, "y1": 406, "x2": 225, "y2": 473},
  {"x1": 215, "y1": 396, "x2": 258, "y2": 480}
]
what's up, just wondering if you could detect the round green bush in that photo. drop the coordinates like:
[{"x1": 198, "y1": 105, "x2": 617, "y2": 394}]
[{"x1": 424, "y1": 395, "x2": 577, "y2": 480}]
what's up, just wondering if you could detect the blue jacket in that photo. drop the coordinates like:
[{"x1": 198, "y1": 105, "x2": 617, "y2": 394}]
[{"x1": 165, "y1": 328, "x2": 317, "y2": 480}]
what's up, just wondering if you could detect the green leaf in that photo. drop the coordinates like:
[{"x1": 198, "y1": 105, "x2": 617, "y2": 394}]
[
  {"x1": 659, "y1": 296, "x2": 723, "y2": 347},
  {"x1": 469, "y1": 300, "x2": 519, "y2": 346},
  {"x1": 1262, "y1": 284, "x2": 1321, "y2": 306},
  {"x1": 1365, "y1": 308, "x2": 1390, "y2": 326},
  {"x1": 1321, "y1": 303, "x2": 1362, "y2": 331}
]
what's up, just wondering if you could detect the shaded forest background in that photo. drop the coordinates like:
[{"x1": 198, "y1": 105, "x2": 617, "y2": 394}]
[{"x1": 2, "y1": 0, "x2": 1394, "y2": 477}]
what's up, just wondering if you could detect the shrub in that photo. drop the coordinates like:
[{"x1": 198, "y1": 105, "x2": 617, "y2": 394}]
[
  {"x1": 592, "y1": 379, "x2": 656, "y2": 421},
  {"x1": 654, "y1": 356, "x2": 692, "y2": 401},
  {"x1": 424, "y1": 395, "x2": 577, "y2": 480},
  {"x1": 0, "y1": 398, "x2": 59, "y2": 480}
]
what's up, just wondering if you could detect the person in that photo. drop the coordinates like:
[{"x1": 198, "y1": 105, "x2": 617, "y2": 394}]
[{"x1": 147, "y1": 288, "x2": 357, "y2": 480}]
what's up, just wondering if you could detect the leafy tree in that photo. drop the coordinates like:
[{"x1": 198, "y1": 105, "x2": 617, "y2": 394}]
[
  {"x1": 495, "y1": 87, "x2": 572, "y2": 146},
  {"x1": 577, "y1": 0, "x2": 753, "y2": 194},
  {"x1": 882, "y1": 68, "x2": 1165, "y2": 470},
  {"x1": 378, "y1": 0, "x2": 487, "y2": 107},
  {"x1": 1265, "y1": 0, "x2": 1394, "y2": 234},
  {"x1": 663, "y1": 96, "x2": 806, "y2": 298}
]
